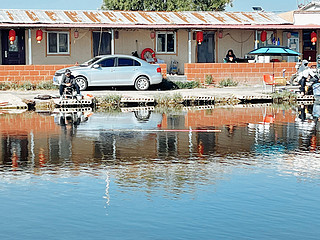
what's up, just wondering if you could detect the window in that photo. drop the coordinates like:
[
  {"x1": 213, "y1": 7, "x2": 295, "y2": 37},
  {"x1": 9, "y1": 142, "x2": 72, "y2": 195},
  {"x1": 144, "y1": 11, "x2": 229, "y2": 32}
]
[
  {"x1": 117, "y1": 58, "x2": 141, "y2": 67},
  {"x1": 257, "y1": 31, "x2": 274, "y2": 48},
  {"x1": 47, "y1": 32, "x2": 69, "y2": 54},
  {"x1": 98, "y1": 58, "x2": 115, "y2": 67},
  {"x1": 118, "y1": 58, "x2": 134, "y2": 67},
  {"x1": 156, "y1": 32, "x2": 176, "y2": 54}
]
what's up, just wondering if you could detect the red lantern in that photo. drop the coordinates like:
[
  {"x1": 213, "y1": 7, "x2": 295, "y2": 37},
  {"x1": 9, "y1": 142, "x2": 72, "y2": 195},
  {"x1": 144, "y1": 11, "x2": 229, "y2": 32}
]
[
  {"x1": 9, "y1": 29, "x2": 16, "y2": 44},
  {"x1": 196, "y1": 31, "x2": 203, "y2": 44},
  {"x1": 311, "y1": 31, "x2": 317, "y2": 45},
  {"x1": 260, "y1": 30, "x2": 267, "y2": 42},
  {"x1": 218, "y1": 30, "x2": 223, "y2": 39},
  {"x1": 36, "y1": 29, "x2": 43, "y2": 43},
  {"x1": 74, "y1": 29, "x2": 79, "y2": 39},
  {"x1": 150, "y1": 31, "x2": 155, "y2": 39}
]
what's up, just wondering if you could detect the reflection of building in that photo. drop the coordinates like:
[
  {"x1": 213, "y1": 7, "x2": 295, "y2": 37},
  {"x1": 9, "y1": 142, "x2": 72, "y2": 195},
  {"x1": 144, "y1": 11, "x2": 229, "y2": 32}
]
[
  {"x1": 0, "y1": 112, "x2": 60, "y2": 166},
  {"x1": 0, "y1": 106, "x2": 318, "y2": 170}
]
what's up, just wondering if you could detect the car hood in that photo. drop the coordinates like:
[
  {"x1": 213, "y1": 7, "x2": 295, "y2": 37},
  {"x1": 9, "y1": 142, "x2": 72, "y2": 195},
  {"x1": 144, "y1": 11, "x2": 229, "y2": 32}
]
[{"x1": 56, "y1": 65, "x2": 90, "y2": 74}]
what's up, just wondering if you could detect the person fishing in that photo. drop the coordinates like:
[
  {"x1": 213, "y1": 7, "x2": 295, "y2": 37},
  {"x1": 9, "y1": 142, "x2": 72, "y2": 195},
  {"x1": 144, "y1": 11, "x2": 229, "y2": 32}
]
[
  {"x1": 298, "y1": 60, "x2": 319, "y2": 96},
  {"x1": 59, "y1": 69, "x2": 81, "y2": 100}
]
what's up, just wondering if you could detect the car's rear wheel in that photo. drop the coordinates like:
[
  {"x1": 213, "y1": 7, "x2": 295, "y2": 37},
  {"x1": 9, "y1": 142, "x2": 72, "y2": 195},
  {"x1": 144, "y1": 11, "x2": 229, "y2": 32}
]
[
  {"x1": 76, "y1": 76, "x2": 88, "y2": 91},
  {"x1": 135, "y1": 76, "x2": 150, "y2": 91}
]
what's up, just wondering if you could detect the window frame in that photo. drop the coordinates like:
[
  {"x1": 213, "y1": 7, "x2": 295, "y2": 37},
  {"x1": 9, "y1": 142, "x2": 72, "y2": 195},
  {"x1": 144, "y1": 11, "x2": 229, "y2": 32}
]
[
  {"x1": 47, "y1": 31, "x2": 70, "y2": 55},
  {"x1": 156, "y1": 31, "x2": 176, "y2": 54}
]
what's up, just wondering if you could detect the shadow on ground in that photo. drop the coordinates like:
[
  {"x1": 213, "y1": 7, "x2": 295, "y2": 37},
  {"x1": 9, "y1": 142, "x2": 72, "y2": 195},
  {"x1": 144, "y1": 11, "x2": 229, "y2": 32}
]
[{"x1": 86, "y1": 79, "x2": 178, "y2": 91}]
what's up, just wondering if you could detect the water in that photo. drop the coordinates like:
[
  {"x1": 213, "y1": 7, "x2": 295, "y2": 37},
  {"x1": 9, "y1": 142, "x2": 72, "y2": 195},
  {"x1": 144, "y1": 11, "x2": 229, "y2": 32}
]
[{"x1": 1, "y1": 105, "x2": 320, "y2": 239}]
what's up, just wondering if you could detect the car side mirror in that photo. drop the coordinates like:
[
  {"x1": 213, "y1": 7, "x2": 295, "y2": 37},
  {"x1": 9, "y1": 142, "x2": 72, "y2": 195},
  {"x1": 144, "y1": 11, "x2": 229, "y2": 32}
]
[{"x1": 93, "y1": 64, "x2": 100, "y2": 69}]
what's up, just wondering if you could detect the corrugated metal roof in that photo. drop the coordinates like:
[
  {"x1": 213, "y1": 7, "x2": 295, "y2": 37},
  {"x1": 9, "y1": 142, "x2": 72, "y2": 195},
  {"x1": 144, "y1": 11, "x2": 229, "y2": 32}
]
[{"x1": 0, "y1": 9, "x2": 290, "y2": 27}]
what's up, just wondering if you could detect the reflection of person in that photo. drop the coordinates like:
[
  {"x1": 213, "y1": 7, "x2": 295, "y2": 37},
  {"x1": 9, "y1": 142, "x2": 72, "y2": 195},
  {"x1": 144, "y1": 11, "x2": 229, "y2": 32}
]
[
  {"x1": 59, "y1": 112, "x2": 82, "y2": 127},
  {"x1": 59, "y1": 69, "x2": 80, "y2": 100},
  {"x1": 225, "y1": 49, "x2": 237, "y2": 63}
]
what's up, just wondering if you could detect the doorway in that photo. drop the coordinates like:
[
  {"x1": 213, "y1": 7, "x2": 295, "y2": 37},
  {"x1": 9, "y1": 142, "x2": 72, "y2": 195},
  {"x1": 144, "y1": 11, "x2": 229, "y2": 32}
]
[
  {"x1": 92, "y1": 31, "x2": 111, "y2": 57},
  {"x1": 1, "y1": 29, "x2": 25, "y2": 65},
  {"x1": 197, "y1": 32, "x2": 215, "y2": 63},
  {"x1": 303, "y1": 30, "x2": 317, "y2": 62}
]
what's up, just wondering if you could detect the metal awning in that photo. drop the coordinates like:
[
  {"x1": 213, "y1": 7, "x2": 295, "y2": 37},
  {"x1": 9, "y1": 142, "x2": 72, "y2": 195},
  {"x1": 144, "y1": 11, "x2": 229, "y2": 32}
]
[{"x1": 0, "y1": 9, "x2": 291, "y2": 28}]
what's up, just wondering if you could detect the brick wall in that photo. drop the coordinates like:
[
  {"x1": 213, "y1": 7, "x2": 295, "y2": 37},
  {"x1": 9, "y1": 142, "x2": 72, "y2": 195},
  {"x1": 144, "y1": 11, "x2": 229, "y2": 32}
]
[
  {"x1": 0, "y1": 63, "x2": 167, "y2": 83},
  {"x1": 0, "y1": 65, "x2": 73, "y2": 83},
  {"x1": 184, "y1": 107, "x2": 295, "y2": 128},
  {"x1": 0, "y1": 113, "x2": 60, "y2": 135},
  {"x1": 184, "y1": 62, "x2": 316, "y2": 85},
  {"x1": 158, "y1": 64, "x2": 167, "y2": 79}
]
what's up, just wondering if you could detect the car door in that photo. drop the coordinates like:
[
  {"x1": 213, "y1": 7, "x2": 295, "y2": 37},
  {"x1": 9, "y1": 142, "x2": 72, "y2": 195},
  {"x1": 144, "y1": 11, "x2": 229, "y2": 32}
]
[
  {"x1": 115, "y1": 57, "x2": 141, "y2": 85},
  {"x1": 89, "y1": 57, "x2": 116, "y2": 86}
]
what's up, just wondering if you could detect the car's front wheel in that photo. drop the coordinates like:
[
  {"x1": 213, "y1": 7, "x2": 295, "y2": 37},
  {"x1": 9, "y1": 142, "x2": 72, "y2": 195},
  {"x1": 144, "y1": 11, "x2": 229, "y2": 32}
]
[
  {"x1": 76, "y1": 76, "x2": 88, "y2": 91},
  {"x1": 135, "y1": 76, "x2": 150, "y2": 91}
]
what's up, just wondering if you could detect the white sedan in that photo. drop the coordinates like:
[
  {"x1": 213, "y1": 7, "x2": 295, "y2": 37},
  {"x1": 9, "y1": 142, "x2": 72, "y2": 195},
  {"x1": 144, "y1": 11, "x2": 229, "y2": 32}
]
[{"x1": 53, "y1": 55, "x2": 163, "y2": 91}]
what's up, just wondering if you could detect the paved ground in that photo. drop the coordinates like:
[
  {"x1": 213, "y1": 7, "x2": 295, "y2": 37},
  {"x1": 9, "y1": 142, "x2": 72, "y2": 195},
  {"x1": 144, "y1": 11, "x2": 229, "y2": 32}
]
[
  {"x1": 0, "y1": 84, "x2": 299, "y2": 108},
  {"x1": 2, "y1": 85, "x2": 268, "y2": 99}
]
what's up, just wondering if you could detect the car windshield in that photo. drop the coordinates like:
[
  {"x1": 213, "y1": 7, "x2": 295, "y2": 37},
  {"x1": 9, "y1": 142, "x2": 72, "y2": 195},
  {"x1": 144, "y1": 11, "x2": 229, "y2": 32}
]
[{"x1": 79, "y1": 57, "x2": 102, "y2": 67}]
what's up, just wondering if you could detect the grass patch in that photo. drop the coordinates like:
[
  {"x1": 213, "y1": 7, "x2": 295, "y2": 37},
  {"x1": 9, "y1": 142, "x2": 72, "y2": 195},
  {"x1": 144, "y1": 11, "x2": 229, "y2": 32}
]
[
  {"x1": 156, "y1": 93, "x2": 183, "y2": 106},
  {"x1": 272, "y1": 90, "x2": 297, "y2": 104},
  {"x1": 97, "y1": 95, "x2": 122, "y2": 108}
]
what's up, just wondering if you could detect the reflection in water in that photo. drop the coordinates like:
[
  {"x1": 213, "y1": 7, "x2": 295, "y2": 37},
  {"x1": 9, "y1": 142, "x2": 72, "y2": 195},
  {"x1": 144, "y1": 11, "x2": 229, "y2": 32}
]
[
  {"x1": 0, "y1": 105, "x2": 319, "y2": 180},
  {"x1": 1, "y1": 105, "x2": 320, "y2": 239}
]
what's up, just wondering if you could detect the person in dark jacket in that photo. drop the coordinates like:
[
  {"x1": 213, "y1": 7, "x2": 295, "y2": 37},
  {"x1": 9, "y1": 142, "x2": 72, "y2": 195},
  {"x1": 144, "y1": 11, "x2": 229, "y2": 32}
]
[
  {"x1": 225, "y1": 49, "x2": 237, "y2": 63},
  {"x1": 59, "y1": 69, "x2": 80, "y2": 100}
]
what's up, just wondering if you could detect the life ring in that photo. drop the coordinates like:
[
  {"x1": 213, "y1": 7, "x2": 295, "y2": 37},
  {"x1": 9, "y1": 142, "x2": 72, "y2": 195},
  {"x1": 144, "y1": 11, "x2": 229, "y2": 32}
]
[{"x1": 141, "y1": 48, "x2": 157, "y2": 63}]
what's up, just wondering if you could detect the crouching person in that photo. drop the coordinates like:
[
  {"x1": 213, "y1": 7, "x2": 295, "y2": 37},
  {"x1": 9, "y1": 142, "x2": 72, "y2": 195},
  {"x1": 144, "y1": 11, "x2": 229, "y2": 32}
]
[{"x1": 59, "y1": 69, "x2": 81, "y2": 100}]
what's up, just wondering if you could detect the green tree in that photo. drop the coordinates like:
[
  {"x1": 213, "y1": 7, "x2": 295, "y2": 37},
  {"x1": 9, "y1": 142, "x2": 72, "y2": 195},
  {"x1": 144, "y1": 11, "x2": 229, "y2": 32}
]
[{"x1": 102, "y1": 0, "x2": 233, "y2": 11}]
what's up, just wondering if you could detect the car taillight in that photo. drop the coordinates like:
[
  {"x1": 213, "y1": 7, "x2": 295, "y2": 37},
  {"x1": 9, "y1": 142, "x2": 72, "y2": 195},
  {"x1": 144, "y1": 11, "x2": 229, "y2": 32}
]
[{"x1": 157, "y1": 67, "x2": 161, "y2": 73}]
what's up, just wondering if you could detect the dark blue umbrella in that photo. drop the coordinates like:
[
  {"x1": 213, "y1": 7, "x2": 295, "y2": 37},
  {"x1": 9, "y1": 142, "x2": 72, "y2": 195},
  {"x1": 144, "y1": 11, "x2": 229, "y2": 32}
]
[{"x1": 248, "y1": 45, "x2": 301, "y2": 56}]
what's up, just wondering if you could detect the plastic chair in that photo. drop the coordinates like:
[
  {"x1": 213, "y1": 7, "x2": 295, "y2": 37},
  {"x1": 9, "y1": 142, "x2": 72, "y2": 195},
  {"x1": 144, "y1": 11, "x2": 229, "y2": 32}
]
[{"x1": 263, "y1": 74, "x2": 276, "y2": 93}]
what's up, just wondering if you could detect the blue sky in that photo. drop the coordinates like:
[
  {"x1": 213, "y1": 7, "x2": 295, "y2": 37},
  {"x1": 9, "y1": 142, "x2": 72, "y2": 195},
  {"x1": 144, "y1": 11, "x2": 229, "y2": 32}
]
[
  {"x1": 1, "y1": 0, "x2": 299, "y2": 12},
  {"x1": 226, "y1": 0, "x2": 298, "y2": 12}
]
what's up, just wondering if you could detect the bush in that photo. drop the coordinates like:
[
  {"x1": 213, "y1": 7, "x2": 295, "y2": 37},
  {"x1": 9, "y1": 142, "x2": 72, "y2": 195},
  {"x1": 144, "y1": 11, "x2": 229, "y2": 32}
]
[
  {"x1": 19, "y1": 81, "x2": 35, "y2": 90},
  {"x1": 218, "y1": 78, "x2": 238, "y2": 87},
  {"x1": 36, "y1": 81, "x2": 58, "y2": 90},
  {"x1": 0, "y1": 81, "x2": 58, "y2": 90},
  {"x1": 175, "y1": 80, "x2": 200, "y2": 89},
  {"x1": 0, "y1": 82, "x2": 18, "y2": 90},
  {"x1": 205, "y1": 75, "x2": 213, "y2": 85}
]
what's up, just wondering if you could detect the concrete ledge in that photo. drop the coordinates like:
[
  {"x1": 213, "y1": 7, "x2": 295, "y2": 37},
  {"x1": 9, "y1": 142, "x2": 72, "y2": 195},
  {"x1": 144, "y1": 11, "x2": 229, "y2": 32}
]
[{"x1": 0, "y1": 94, "x2": 28, "y2": 109}]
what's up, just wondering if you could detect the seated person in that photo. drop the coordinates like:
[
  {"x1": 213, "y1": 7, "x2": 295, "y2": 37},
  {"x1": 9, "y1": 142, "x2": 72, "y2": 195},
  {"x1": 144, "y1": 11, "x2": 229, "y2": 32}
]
[
  {"x1": 59, "y1": 69, "x2": 81, "y2": 100},
  {"x1": 225, "y1": 49, "x2": 237, "y2": 63},
  {"x1": 299, "y1": 67, "x2": 318, "y2": 96}
]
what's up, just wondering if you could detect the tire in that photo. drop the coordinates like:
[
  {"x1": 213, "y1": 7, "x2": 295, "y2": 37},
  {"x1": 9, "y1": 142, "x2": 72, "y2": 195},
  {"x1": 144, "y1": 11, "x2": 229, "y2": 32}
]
[
  {"x1": 135, "y1": 76, "x2": 150, "y2": 91},
  {"x1": 76, "y1": 76, "x2": 88, "y2": 91}
]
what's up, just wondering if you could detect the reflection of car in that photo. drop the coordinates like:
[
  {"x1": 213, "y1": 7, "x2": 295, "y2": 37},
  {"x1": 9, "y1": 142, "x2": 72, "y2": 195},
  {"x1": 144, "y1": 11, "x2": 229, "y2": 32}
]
[
  {"x1": 53, "y1": 55, "x2": 163, "y2": 91},
  {"x1": 76, "y1": 110, "x2": 163, "y2": 137}
]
